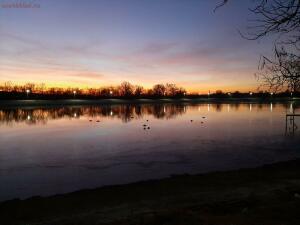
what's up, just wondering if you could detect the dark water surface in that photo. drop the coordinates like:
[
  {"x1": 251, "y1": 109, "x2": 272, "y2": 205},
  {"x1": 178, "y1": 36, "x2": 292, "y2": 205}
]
[{"x1": 0, "y1": 102, "x2": 299, "y2": 201}]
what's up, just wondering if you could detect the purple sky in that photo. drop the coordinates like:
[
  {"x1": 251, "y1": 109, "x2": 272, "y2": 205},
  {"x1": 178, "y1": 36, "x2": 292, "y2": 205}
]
[{"x1": 0, "y1": 0, "x2": 275, "y2": 92}]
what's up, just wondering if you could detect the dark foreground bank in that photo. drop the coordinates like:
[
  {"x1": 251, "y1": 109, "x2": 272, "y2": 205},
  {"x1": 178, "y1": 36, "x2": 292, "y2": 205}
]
[{"x1": 1, "y1": 159, "x2": 300, "y2": 225}]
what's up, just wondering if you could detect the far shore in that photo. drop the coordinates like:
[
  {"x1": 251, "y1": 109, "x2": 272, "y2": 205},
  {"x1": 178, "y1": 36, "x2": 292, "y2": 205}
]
[
  {"x1": 0, "y1": 97, "x2": 299, "y2": 107},
  {"x1": 1, "y1": 158, "x2": 300, "y2": 225}
]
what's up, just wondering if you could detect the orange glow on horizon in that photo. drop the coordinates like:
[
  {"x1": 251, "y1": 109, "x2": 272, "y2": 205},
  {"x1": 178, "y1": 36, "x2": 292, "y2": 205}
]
[
  {"x1": 0, "y1": 79, "x2": 258, "y2": 94},
  {"x1": 0, "y1": 67, "x2": 259, "y2": 93}
]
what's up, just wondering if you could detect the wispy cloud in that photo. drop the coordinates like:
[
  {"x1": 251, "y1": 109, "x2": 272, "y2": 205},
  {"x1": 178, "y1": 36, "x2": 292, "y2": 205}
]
[{"x1": 0, "y1": 31, "x2": 257, "y2": 90}]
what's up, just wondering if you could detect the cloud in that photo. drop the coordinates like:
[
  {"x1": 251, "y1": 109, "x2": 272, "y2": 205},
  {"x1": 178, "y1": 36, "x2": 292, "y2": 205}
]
[
  {"x1": 0, "y1": 31, "x2": 257, "y2": 90},
  {"x1": 136, "y1": 42, "x2": 178, "y2": 54},
  {"x1": 0, "y1": 31, "x2": 107, "y2": 75},
  {"x1": 0, "y1": 31, "x2": 251, "y2": 70},
  {"x1": 66, "y1": 71, "x2": 104, "y2": 80}
]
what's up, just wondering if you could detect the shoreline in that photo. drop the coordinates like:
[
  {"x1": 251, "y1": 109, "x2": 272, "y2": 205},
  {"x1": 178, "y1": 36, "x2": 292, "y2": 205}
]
[
  {"x1": 0, "y1": 97, "x2": 299, "y2": 108},
  {"x1": 1, "y1": 159, "x2": 300, "y2": 225}
]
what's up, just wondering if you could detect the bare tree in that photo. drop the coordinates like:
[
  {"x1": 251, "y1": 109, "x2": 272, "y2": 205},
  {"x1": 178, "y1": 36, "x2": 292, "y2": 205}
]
[
  {"x1": 119, "y1": 81, "x2": 134, "y2": 97},
  {"x1": 165, "y1": 83, "x2": 179, "y2": 96},
  {"x1": 100, "y1": 87, "x2": 111, "y2": 97},
  {"x1": 152, "y1": 84, "x2": 166, "y2": 96},
  {"x1": 216, "y1": 0, "x2": 300, "y2": 45},
  {"x1": 247, "y1": 0, "x2": 299, "y2": 47},
  {"x1": 3, "y1": 81, "x2": 12, "y2": 92},
  {"x1": 25, "y1": 83, "x2": 35, "y2": 92},
  {"x1": 215, "y1": 0, "x2": 300, "y2": 92},
  {"x1": 177, "y1": 87, "x2": 186, "y2": 96},
  {"x1": 134, "y1": 85, "x2": 144, "y2": 97},
  {"x1": 214, "y1": 0, "x2": 228, "y2": 12},
  {"x1": 258, "y1": 47, "x2": 300, "y2": 92},
  {"x1": 36, "y1": 83, "x2": 46, "y2": 94}
]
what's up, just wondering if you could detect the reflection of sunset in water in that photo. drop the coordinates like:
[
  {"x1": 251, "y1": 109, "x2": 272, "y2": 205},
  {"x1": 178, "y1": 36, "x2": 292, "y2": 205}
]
[
  {"x1": 0, "y1": 103, "x2": 297, "y2": 125},
  {"x1": 0, "y1": 103, "x2": 299, "y2": 201}
]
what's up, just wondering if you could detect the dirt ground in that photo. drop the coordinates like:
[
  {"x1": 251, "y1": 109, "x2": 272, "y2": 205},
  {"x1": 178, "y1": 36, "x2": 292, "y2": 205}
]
[{"x1": 1, "y1": 159, "x2": 300, "y2": 225}]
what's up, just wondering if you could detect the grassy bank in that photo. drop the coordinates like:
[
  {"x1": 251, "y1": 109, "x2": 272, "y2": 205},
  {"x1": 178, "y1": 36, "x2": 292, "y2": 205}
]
[
  {"x1": 0, "y1": 97, "x2": 299, "y2": 108},
  {"x1": 1, "y1": 159, "x2": 300, "y2": 225}
]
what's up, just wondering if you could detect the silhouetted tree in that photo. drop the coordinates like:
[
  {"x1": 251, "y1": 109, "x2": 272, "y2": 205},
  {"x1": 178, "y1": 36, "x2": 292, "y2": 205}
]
[
  {"x1": 152, "y1": 84, "x2": 166, "y2": 96},
  {"x1": 258, "y1": 47, "x2": 300, "y2": 92},
  {"x1": 215, "y1": 0, "x2": 300, "y2": 92},
  {"x1": 134, "y1": 85, "x2": 144, "y2": 97},
  {"x1": 24, "y1": 83, "x2": 35, "y2": 92},
  {"x1": 3, "y1": 81, "x2": 13, "y2": 92},
  {"x1": 147, "y1": 88, "x2": 154, "y2": 96},
  {"x1": 216, "y1": 0, "x2": 299, "y2": 44},
  {"x1": 119, "y1": 81, "x2": 134, "y2": 97},
  {"x1": 36, "y1": 83, "x2": 46, "y2": 94},
  {"x1": 177, "y1": 87, "x2": 186, "y2": 97},
  {"x1": 100, "y1": 87, "x2": 111, "y2": 97},
  {"x1": 165, "y1": 83, "x2": 179, "y2": 96}
]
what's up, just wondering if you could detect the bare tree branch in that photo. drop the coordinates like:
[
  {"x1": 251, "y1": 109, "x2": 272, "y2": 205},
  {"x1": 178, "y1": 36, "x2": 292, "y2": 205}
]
[
  {"x1": 215, "y1": 0, "x2": 300, "y2": 92},
  {"x1": 258, "y1": 47, "x2": 300, "y2": 92},
  {"x1": 214, "y1": 0, "x2": 229, "y2": 13}
]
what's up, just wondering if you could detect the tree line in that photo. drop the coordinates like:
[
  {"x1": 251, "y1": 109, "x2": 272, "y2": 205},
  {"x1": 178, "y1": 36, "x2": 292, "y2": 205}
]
[
  {"x1": 0, "y1": 81, "x2": 298, "y2": 100},
  {"x1": 0, "y1": 104, "x2": 187, "y2": 124},
  {"x1": 0, "y1": 81, "x2": 187, "y2": 98}
]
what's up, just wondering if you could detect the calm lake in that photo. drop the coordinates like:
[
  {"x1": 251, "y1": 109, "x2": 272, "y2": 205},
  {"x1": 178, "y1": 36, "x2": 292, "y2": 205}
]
[{"x1": 0, "y1": 102, "x2": 299, "y2": 201}]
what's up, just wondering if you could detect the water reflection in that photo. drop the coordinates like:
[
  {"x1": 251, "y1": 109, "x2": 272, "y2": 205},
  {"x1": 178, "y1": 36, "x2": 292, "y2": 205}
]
[
  {"x1": 0, "y1": 103, "x2": 298, "y2": 126},
  {"x1": 270, "y1": 103, "x2": 273, "y2": 112},
  {"x1": 290, "y1": 103, "x2": 294, "y2": 113},
  {"x1": 285, "y1": 102, "x2": 299, "y2": 136},
  {"x1": 0, "y1": 102, "x2": 299, "y2": 201},
  {"x1": 0, "y1": 104, "x2": 186, "y2": 125}
]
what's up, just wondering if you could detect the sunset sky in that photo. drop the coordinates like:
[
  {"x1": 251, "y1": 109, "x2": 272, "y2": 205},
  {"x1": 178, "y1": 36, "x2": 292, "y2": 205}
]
[{"x1": 0, "y1": 0, "x2": 275, "y2": 93}]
